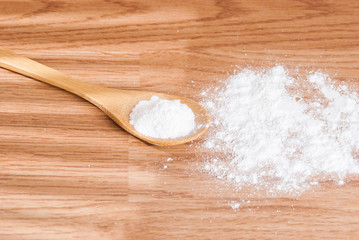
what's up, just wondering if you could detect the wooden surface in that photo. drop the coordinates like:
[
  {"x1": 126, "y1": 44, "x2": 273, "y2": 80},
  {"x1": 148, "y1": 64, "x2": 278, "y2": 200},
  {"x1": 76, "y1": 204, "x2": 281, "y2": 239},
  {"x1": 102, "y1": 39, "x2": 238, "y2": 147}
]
[{"x1": 1, "y1": 0, "x2": 359, "y2": 239}]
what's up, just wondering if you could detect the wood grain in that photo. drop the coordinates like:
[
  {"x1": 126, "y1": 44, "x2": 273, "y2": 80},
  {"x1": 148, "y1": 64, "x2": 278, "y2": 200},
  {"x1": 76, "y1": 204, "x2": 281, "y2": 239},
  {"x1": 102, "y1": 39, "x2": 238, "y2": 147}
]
[{"x1": 1, "y1": 0, "x2": 359, "y2": 239}]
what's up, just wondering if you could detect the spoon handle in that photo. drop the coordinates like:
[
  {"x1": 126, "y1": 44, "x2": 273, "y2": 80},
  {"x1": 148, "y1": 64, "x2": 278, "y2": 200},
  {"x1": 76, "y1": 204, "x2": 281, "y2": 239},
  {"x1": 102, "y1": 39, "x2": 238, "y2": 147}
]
[{"x1": 0, "y1": 47, "x2": 101, "y2": 101}]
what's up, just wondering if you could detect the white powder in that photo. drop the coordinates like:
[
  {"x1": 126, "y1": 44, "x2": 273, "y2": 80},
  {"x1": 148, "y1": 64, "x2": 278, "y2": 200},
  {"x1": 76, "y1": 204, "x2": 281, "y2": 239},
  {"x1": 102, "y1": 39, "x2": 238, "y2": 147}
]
[
  {"x1": 201, "y1": 66, "x2": 359, "y2": 194},
  {"x1": 229, "y1": 201, "x2": 241, "y2": 210},
  {"x1": 129, "y1": 96, "x2": 195, "y2": 139}
]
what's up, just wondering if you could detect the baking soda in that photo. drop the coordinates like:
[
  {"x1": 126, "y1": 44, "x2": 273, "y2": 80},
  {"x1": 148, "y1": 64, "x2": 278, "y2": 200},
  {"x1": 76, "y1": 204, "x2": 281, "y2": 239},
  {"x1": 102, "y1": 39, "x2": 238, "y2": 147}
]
[
  {"x1": 130, "y1": 96, "x2": 195, "y2": 139},
  {"x1": 201, "y1": 66, "x2": 359, "y2": 194}
]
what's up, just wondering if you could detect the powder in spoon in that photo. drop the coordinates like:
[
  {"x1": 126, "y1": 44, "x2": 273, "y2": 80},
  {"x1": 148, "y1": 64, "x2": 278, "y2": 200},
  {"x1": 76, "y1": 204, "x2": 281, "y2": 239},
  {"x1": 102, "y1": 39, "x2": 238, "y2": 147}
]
[
  {"x1": 200, "y1": 66, "x2": 359, "y2": 194},
  {"x1": 129, "y1": 96, "x2": 195, "y2": 139}
]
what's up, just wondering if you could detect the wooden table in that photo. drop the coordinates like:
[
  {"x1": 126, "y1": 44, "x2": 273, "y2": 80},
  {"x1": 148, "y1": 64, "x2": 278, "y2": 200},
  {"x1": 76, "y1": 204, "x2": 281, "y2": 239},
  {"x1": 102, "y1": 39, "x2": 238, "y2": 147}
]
[{"x1": 1, "y1": 1, "x2": 359, "y2": 239}]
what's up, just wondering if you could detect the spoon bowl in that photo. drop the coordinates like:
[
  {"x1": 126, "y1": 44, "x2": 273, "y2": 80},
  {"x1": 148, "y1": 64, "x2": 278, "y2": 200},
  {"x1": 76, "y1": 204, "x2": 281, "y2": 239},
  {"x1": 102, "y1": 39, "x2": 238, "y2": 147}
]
[
  {"x1": 89, "y1": 88, "x2": 209, "y2": 146},
  {"x1": 0, "y1": 47, "x2": 209, "y2": 146}
]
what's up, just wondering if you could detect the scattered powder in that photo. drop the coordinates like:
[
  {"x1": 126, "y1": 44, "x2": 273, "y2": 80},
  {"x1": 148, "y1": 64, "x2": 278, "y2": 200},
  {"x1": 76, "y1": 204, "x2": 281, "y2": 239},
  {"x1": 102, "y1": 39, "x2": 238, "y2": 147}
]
[
  {"x1": 229, "y1": 201, "x2": 241, "y2": 210},
  {"x1": 201, "y1": 66, "x2": 359, "y2": 194},
  {"x1": 129, "y1": 96, "x2": 195, "y2": 139}
]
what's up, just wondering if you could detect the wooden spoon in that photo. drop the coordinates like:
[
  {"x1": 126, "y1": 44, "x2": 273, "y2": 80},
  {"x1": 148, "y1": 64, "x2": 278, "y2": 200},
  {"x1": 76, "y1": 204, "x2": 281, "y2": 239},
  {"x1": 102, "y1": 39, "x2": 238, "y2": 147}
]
[{"x1": 0, "y1": 47, "x2": 209, "y2": 146}]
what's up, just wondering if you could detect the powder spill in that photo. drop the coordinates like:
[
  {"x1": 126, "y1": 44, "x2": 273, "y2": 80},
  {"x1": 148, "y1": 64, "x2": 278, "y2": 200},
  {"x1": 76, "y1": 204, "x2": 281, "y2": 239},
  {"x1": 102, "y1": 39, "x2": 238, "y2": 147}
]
[
  {"x1": 130, "y1": 96, "x2": 195, "y2": 139},
  {"x1": 229, "y1": 201, "x2": 241, "y2": 210},
  {"x1": 201, "y1": 66, "x2": 359, "y2": 194}
]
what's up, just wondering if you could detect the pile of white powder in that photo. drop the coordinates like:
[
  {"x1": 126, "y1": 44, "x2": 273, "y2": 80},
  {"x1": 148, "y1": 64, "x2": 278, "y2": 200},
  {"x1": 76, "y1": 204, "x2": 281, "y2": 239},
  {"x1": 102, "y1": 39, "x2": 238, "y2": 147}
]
[
  {"x1": 130, "y1": 96, "x2": 195, "y2": 139},
  {"x1": 201, "y1": 66, "x2": 359, "y2": 194}
]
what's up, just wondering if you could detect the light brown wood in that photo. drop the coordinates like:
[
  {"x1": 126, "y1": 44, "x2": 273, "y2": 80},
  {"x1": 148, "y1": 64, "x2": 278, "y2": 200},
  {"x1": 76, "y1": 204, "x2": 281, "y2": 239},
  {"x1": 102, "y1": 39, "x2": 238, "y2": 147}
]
[
  {"x1": 0, "y1": 0, "x2": 359, "y2": 239},
  {"x1": 0, "y1": 47, "x2": 209, "y2": 146}
]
